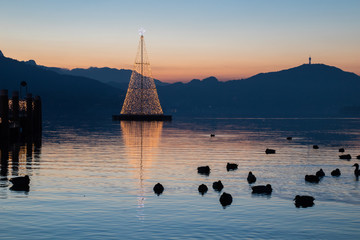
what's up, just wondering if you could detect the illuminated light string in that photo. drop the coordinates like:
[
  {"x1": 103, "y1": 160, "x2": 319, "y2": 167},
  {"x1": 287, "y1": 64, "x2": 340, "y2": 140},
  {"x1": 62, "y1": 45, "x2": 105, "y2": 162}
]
[
  {"x1": 121, "y1": 32, "x2": 164, "y2": 115},
  {"x1": 8, "y1": 99, "x2": 34, "y2": 111}
]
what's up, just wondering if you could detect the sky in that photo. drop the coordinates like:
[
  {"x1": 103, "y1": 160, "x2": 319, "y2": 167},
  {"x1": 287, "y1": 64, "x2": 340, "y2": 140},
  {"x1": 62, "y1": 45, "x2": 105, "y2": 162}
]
[{"x1": 0, "y1": 0, "x2": 359, "y2": 82}]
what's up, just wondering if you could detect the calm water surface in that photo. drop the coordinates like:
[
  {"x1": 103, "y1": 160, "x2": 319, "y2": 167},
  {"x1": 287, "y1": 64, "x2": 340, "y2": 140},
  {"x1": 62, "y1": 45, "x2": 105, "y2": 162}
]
[{"x1": 1, "y1": 117, "x2": 360, "y2": 239}]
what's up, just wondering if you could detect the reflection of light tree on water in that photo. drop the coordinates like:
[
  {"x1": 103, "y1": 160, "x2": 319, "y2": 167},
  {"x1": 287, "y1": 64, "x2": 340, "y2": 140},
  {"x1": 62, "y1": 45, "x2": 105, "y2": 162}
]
[
  {"x1": 138, "y1": 122, "x2": 145, "y2": 220},
  {"x1": 120, "y1": 121, "x2": 163, "y2": 220}
]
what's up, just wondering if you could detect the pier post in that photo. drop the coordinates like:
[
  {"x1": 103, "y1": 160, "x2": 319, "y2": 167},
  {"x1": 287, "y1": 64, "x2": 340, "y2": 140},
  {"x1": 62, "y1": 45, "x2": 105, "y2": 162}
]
[
  {"x1": 0, "y1": 89, "x2": 9, "y2": 142},
  {"x1": 11, "y1": 143, "x2": 20, "y2": 174},
  {"x1": 25, "y1": 93, "x2": 33, "y2": 138},
  {"x1": 12, "y1": 91, "x2": 20, "y2": 122},
  {"x1": 26, "y1": 139, "x2": 33, "y2": 161},
  {"x1": 0, "y1": 143, "x2": 9, "y2": 177},
  {"x1": 34, "y1": 136, "x2": 42, "y2": 161},
  {"x1": 33, "y1": 96, "x2": 42, "y2": 136}
]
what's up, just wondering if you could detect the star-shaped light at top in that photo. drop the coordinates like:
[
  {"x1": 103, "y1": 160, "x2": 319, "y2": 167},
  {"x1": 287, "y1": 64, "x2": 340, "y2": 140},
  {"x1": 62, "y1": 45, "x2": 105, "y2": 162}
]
[{"x1": 138, "y1": 28, "x2": 146, "y2": 36}]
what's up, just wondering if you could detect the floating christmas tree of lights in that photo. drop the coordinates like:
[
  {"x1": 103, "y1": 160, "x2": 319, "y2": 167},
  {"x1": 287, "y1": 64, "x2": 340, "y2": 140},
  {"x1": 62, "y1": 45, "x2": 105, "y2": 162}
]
[{"x1": 113, "y1": 28, "x2": 171, "y2": 121}]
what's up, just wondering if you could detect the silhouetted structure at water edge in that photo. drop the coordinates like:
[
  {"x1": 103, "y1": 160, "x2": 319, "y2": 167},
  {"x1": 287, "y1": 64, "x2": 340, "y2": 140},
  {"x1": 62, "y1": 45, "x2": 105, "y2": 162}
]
[
  {"x1": 0, "y1": 88, "x2": 42, "y2": 187},
  {"x1": 0, "y1": 89, "x2": 42, "y2": 144}
]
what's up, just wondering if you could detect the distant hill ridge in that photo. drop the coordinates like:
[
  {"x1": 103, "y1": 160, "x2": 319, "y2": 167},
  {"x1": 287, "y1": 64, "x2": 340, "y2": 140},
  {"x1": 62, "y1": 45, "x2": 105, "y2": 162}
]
[
  {"x1": 1, "y1": 50, "x2": 359, "y2": 117},
  {"x1": 44, "y1": 66, "x2": 132, "y2": 84},
  {"x1": 0, "y1": 52, "x2": 123, "y2": 117},
  {"x1": 156, "y1": 63, "x2": 360, "y2": 117},
  {"x1": 21, "y1": 59, "x2": 168, "y2": 88}
]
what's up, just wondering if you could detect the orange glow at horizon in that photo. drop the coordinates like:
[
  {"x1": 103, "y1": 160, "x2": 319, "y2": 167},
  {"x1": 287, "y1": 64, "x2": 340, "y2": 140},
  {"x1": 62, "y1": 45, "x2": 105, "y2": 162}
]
[
  {"x1": 1, "y1": 1, "x2": 360, "y2": 82},
  {"x1": 2, "y1": 42, "x2": 360, "y2": 83}
]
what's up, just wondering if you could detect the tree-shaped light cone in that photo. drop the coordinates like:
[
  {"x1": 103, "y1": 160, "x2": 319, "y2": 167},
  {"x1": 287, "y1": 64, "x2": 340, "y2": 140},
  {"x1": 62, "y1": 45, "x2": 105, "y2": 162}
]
[{"x1": 120, "y1": 35, "x2": 163, "y2": 115}]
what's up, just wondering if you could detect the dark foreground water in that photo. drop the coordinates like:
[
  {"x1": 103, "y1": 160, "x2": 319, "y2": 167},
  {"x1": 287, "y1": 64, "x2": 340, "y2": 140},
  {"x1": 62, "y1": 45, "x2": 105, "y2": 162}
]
[{"x1": 1, "y1": 117, "x2": 360, "y2": 239}]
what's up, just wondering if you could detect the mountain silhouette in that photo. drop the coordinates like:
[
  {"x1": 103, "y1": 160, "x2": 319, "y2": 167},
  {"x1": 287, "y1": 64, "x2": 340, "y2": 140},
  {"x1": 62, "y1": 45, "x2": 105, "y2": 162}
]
[
  {"x1": 46, "y1": 66, "x2": 132, "y2": 84},
  {"x1": 157, "y1": 64, "x2": 360, "y2": 117},
  {"x1": 0, "y1": 54, "x2": 124, "y2": 118},
  {"x1": 35, "y1": 65, "x2": 169, "y2": 90},
  {"x1": 1, "y1": 51, "x2": 360, "y2": 118}
]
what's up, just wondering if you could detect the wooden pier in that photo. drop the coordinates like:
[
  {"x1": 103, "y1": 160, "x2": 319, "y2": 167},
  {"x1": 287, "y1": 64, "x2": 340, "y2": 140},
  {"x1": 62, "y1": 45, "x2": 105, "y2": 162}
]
[{"x1": 0, "y1": 89, "x2": 42, "y2": 144}]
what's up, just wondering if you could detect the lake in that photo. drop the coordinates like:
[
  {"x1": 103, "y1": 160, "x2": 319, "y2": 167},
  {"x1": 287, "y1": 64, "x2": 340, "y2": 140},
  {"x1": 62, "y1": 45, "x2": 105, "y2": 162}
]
[{"x1": 1, "y1": 117, "x2": 360, "y2": 239}]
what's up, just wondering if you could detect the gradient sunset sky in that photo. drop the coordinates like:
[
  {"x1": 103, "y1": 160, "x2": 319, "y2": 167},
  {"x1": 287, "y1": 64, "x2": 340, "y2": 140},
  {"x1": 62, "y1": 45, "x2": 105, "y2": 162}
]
[{"x1": 1, "y1": 0, "x2": 359, "y2": 82}]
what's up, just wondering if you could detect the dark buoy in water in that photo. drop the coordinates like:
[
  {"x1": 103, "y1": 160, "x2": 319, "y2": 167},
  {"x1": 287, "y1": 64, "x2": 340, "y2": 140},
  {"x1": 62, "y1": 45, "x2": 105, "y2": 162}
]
[
  {"x1": 357, "y1": 155, "x2": 360, "y2": 160},
  {"x1": 313, "y1": 145, "x2": 319, "y2": 149},
  {"x1": 352, "y1": 163, "x2": 360, "y2": 177},
  {"x1": 212, "y1": 180, "x2": 224, "y2": 192},
  {"x1": 339, "y1": 148, "x2": 345, "y2": 153},
  {"x1": 316, "y1": 169, "x2": 325, "y2": 178},
  {"x1": 197, "y1": 166, "x2": 210, "y2": 175},
  {"x1": 247, "y1": 171, "x2": 256, "y2": 184},
  {"x1": 198, "y1": 184, "x2": 208, "y2": 195},
  {"x1": 331, "y1": 168, "x2": 341, "y2": 177},
  {"x1": 10, "y1": 175, "x2": 30, "y2": 186},
  {"x1": 226, "y1": 163, "x2": 238, "y2": 171},
  {"x1": 153, "y1": 183, "x2": 164, "y2": 195},
  {"x1": 286, "y1": 137, "x2": 292, "y2": 140},
  {"x1": 305, "y1": 175, "x2": 320, "y2": 183},
  {"x1": 210, "y1": 134, "x2": 215, "y2": 137},
  {"x1": 294, "y1": 195, "x2": 315, "y2": 208},
  {"x1": 219, "y1": 192, "x2": 233, "y2": 207},
  {"x1": 9, "y1": 175, "x2": 30, "y2": 191},
  {"x1": 339, "y1": 154, "x2": 351, "y2": 160},
  {"x1": 10, "y1": 184, "x2": 30, "y2": 192},
  {"x1": 251, "y1": 184, "x2": 272, "y2": 194},
  {"x1": 265, "y1": 149, "x2": 276, "y2": 154}
]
